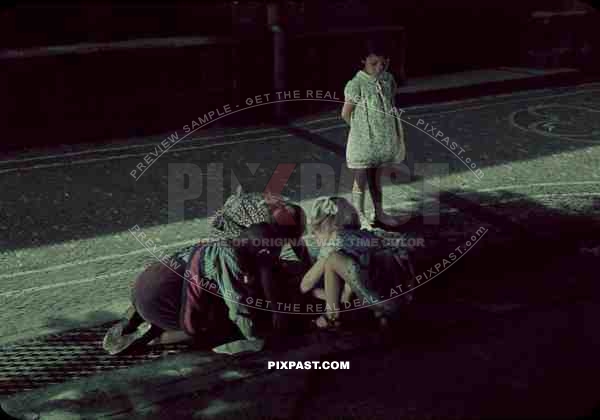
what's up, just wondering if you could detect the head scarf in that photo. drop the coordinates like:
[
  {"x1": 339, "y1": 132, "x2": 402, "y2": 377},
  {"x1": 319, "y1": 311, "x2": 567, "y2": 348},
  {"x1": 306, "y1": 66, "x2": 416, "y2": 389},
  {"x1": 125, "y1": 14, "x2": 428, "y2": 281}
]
[{"x1": 209, "y1": 188, "x2": 296, "y2": 241}]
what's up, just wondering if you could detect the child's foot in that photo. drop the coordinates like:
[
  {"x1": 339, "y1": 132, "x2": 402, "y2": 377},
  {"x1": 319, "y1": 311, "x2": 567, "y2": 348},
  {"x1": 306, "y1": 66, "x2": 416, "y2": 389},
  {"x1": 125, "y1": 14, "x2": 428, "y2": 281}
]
[
  {"x1": 102, "y1": 321, "x2": 153, "y2": 355},
  {"x1": 212, "y1": 338, "x2": 265, "y2": 355},
  {"x1": 359, "y1": 213, "x2": 374, "y2": 230},
  {"x1": 314, "y1": 314, "x2": 341, "y2": 330},
  {"x1": 120, "y1": 305, "x2": 142, "y2": 334}
]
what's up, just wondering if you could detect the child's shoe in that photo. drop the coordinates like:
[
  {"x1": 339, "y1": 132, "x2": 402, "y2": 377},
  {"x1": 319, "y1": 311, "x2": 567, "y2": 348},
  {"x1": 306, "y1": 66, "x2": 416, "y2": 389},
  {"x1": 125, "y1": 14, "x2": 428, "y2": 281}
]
[{"x1": 103, "y1": 321, "x2": 153, "y2": 355}]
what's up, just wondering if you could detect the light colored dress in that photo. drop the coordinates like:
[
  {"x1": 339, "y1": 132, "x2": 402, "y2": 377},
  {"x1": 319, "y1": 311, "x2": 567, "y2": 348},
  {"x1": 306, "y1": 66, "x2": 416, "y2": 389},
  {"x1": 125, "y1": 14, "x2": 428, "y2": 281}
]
[
  {"x1": 344, "y1": 70, "x2": 406, "y2": 169},
  {"x1": 318, "y1": 228, "x2": 416, "y2": 315}
]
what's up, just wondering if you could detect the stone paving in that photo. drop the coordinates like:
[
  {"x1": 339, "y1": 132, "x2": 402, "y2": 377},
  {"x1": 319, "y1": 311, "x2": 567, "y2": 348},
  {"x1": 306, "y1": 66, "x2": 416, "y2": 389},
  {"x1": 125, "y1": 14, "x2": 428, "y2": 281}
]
[
  {"x1": 2, "y1": 82, "x2": 600, "y2": 343},
  {"x1": 2, "y1": 80, "x2": 600, "y2": 419}
]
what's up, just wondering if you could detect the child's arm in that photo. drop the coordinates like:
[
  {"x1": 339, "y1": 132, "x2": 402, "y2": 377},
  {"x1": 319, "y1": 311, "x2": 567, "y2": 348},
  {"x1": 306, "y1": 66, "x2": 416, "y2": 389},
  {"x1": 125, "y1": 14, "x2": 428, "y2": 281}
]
[
  {"x1": 299, "y1": 257, "x2": 327, "y2": 294},
  {"x1": 341, "y1": 102, "x2": 355, "y2": 126},
  {"x1": 342, "y1": 78, "x2": 359, "y2": 125}
]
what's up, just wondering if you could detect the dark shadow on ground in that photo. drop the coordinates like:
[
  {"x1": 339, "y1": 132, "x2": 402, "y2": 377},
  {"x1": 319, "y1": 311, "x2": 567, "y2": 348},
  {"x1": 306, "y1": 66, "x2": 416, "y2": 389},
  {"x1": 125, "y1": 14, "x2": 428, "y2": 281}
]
[
  {"x1": 44, "y1": 310, "x2": 119, "y2": 332},
  {"x1": 401, "y1": 187, "x2": 600, "y2": 306}
]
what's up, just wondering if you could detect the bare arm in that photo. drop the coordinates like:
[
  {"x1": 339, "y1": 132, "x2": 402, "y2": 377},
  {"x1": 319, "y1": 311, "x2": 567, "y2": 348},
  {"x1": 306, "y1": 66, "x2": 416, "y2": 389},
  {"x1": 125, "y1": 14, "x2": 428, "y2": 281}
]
[
  {"x1": 300, "y1": 257, "x2": 327, "y2": 294},
  {"x1": 341, "y1": 101, "x2": 355, "y2": 126}
]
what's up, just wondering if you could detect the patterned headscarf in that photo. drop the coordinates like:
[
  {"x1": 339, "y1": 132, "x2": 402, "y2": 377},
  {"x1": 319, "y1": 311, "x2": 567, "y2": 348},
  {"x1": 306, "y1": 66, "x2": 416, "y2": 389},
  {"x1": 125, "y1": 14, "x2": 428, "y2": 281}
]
[
  {"x1": 208, "y1": 189, "x2": 293, "y2": 241},
  {"x1": 170, "y1": 190, "x2": 299, "y2": 266}
]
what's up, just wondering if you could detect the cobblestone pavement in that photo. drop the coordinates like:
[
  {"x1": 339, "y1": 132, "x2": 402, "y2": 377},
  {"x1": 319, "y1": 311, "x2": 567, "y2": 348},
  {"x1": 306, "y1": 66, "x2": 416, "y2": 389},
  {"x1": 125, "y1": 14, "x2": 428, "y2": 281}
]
[
  {"x1": 1, "y1": 82, "x2": 600, "y2": 418},
  {"x1": 1, "y1": 82, "x2": 600, "y2": 345}
]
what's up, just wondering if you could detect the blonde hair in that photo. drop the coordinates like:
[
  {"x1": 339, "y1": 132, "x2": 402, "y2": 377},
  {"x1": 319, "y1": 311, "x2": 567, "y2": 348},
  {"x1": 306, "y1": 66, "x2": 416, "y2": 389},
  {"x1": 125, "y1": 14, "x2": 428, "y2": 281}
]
[{"x1": 310, "y1": 196, "x2": 360, "y2": 234}]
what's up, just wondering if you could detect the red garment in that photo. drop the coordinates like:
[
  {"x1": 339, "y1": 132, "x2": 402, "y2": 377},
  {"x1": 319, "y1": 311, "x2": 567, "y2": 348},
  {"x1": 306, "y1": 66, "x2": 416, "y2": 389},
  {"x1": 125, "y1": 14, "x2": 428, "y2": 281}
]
[{"x1": 180, "y1": 245, "x2": 214, "y2": 336}]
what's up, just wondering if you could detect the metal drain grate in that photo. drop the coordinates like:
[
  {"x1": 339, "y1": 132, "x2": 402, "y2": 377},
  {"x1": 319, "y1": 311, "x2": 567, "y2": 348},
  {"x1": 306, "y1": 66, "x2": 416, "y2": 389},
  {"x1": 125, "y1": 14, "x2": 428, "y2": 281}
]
[{"x1": 0, "y1": 323, "x2": 190, "y2": 396}]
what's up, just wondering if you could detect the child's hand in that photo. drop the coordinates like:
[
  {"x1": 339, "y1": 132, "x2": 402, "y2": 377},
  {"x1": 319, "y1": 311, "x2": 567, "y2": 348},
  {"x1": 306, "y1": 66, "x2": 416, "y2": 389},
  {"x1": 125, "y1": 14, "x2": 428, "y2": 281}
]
[{"x1": 341, "y1": 101, "x2": 355, "y2": 125}]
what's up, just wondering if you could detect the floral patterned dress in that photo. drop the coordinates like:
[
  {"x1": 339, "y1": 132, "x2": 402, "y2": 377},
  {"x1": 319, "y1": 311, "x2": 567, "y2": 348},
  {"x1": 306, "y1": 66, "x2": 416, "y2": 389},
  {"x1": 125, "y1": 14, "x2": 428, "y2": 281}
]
[
  {"x1": 318, "y1": 228, "x2": 416, "y2": 315},
  {"x1": 344, "y1": 70, "x2": 406, "y2": 169}
]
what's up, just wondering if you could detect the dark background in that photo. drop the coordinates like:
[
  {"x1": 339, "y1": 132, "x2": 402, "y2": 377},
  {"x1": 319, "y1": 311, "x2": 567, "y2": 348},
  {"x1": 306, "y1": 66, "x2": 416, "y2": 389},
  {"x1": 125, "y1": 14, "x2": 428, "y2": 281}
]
[{"x1": 1, "y1": 0, "x2": 598, "y2": 152}]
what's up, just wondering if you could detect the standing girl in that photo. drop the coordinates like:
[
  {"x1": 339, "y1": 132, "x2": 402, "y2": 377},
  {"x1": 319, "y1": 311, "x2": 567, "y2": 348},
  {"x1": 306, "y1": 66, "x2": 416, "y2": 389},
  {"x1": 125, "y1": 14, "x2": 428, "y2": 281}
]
[{"x1": 341, "y1": 40, "x2": 407, "y2": 229}]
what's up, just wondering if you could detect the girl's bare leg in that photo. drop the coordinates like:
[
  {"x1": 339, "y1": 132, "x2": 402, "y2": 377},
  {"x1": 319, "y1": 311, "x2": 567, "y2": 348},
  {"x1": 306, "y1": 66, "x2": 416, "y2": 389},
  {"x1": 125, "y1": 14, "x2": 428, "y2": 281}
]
[
  {"x1": 323, "y1": 257, "x2": 344, "y2": 320},
  {"x1": 320, "y1": 252, "x2": 362, "y2": 323},
  {"x1": 353, "y1": 170, "x2": 368, "y2": 193},
  {"x1": 121, "y1": 305, "x2": 145, "y2": 334},
  {"x1": 353, "y1": 170, "x2": 371, "y2": 227},
  {"x1": 367, "y1": 167, "x2": 402, "y2": 228},
  {"x1": 324, "y1": 252, "x2": 390, "y2": 325},
  {"x1": 313, "y1": 279, "x2": 352, "y2": 309}
]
